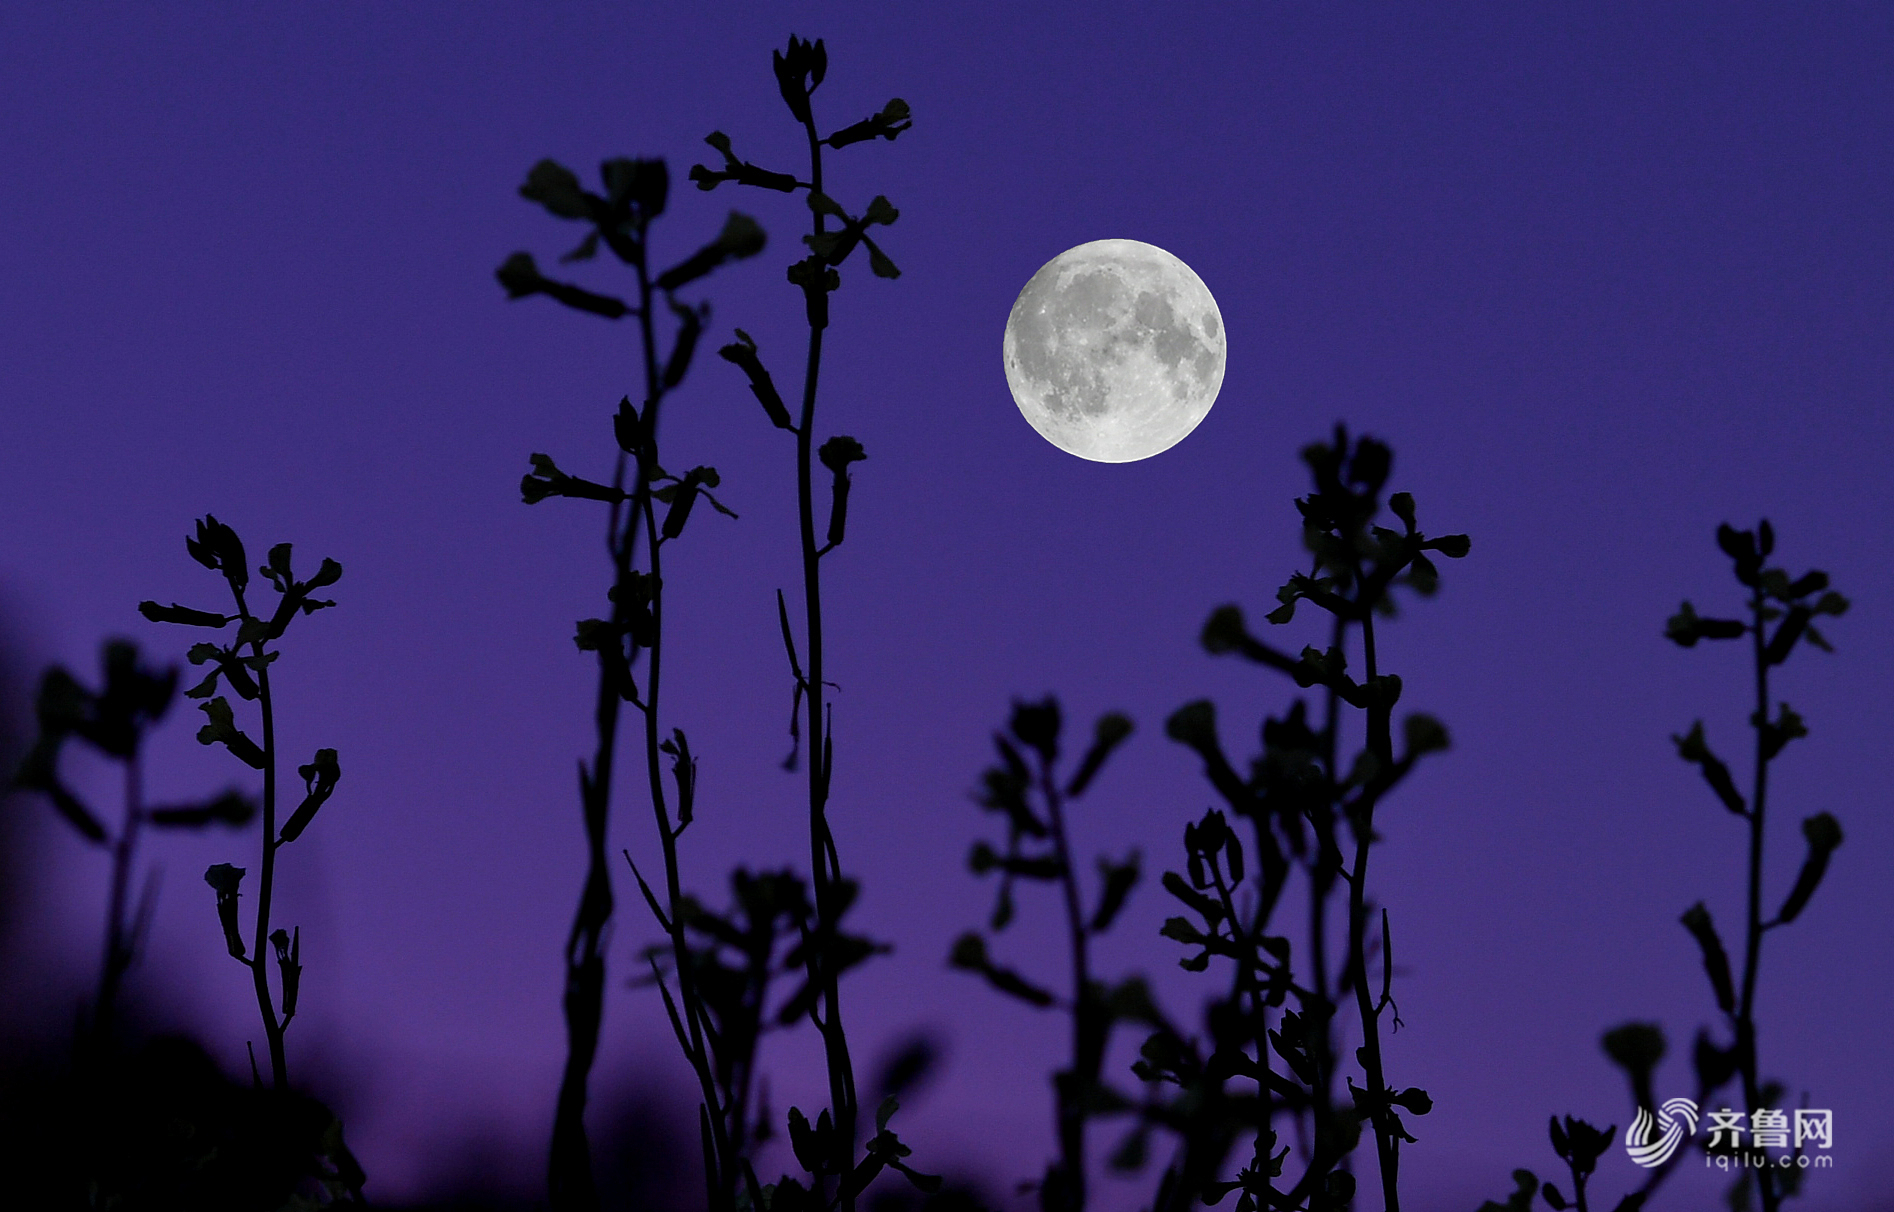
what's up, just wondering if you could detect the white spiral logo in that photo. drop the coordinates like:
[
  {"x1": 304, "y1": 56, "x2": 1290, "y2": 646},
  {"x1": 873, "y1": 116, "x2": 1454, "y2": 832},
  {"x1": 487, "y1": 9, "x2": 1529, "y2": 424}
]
[{"x1": 1624, "y1": 1097, "x2": 1700, "y2": 1168}]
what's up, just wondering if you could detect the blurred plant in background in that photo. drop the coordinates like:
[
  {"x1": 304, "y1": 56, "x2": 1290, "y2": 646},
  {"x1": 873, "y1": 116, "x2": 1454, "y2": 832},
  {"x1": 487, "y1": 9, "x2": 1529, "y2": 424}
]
[
  {"x1": 952, "y1": 697, "x2": 1143, "y2": 1212},
  {"x1": 13, "y1": 638, "x2": 250, "y2": 1050}
]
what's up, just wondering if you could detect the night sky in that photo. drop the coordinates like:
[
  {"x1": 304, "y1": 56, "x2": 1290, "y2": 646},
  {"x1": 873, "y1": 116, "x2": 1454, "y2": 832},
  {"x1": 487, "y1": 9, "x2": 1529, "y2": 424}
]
[{"x1": 3, "y1": 5, "x2": 1891, "y2": 1209}]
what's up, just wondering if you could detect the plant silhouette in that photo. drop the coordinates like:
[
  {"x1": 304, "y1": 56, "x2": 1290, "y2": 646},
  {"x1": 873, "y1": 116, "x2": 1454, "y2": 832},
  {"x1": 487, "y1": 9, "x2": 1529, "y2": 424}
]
[
  {"x1": 1, "y1": 530, "x2": 364, "y2": 1207},
  {"x1": 689, "y1": 34, "x2": 927, "y2": 1212},
  {"x1": 501, "y1": 111, "x2": 761, "y2": 1212},
  {"x1": 1138, "y1": 426, "x2": 1464, "y2": 1212},
  {"x1": 953, "y1": 697, "x2": 1144, "y2": 1212},
  {"x1": 13, "y1": 639, "x2": 254, "y2": 1051},
  {"x1": 499, "y1": 32, "x2": 923, "y2": 1212},
  {"x1": 690, "y1": 34, "x2": 918, "y2": 1212},
  {"x1": 139, "y1": 516, "x2": 346, "y2": 1102},
  {"x1": 3, "y1": 27, "x2": 1870, "y2": 1212},
  {"x1": 1484, "y1": 522, "x2": 1848, "y2": 1212},
  {"x1": 958, "y1": 428, "x2": 1467, "y2": 1212}
]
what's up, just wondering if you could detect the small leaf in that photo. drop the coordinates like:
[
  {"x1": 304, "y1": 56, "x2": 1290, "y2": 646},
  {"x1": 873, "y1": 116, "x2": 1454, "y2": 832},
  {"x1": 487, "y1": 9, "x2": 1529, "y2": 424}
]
[
  {"x1": 786, "y1": 1106, "x2": 824, "y2": 1176},
  {"x1": 1775, "y1": 811, "x2": 1842, "y2": 924},
  {"x1": 1008, "y1": 697, "x2": 1060, "y2": 763},
  {"x1": 274, "y1": 925, "x2": 302, "y2": 1017},
  {"x1": 149, "y1": 789, "x2": 256, "y2": 829},
  {"x1": 662, "y1": 299, "x2": 706, "y2": 388},
  {"x1": 1402, "y1": 713, "x2": 1450, "y2": 757},
  {"x1": 612, "y1": 396, "x2": 645, "y2": 455},
  {"x1": 205, "y1": 863, "x2": 247, "y2": 959},
  {"x1": 817, "y1": 434, "x2": 866, "y2": 474},
  {"x1": 665, "y1": 728, "x2": 697, "y2": 829},
  {"x1": 138, "y1": 601, "x2": 233, "y2": 628},
  {"x1": 818, "y1": 436, "x2": 866, "y2": 551},
  {"x1": 1391, "y1": 1086, "x2": 1432, "y2": 1114},
  {"x1": 495, "y1": 252, "x2": 629, "y2": 318},
  {"x1": 824, "y1": 98, "x2": 913, "y2": 148},
  {"x1": 1812, "y1": 589, "x2": 1849, "y2": 616},
  {"x1": 718, "y1": 328, "x2": 795, "y2": 430},
  {"x1": 1763, "y1": 606, "x2": 1812, "y2": 666},
  {"x1": 865, "y1": 237, "x2": 900, "y2": 279},
  {"x1": 947, "y1": 932, "x2": 1056, "y2": 1007},
  {"x1": 1672, "y1": 721, "x2": 1746, "y2": 815},
  {"x1": 1680, "y1": 902, "x2": 1736, "y2": 1013},
  {"x1": 1755, "y1": 701, "x2": 1808, "y2": 761},
  {"x1": 1088, "y1": 851, "x2": 1140, "y2": 934},
  {"x1": 1065, "y1": 711, "x2": 1132, "y2": 798},
  {"x1": 1786, "y1": 570, "x2": 1828, "y2": 599},
  {"x1": 1159, "y1": 916, "x2": 1206, "y2": 946},
  {"x1": 805, "y1": 190, "x2": 849, "y2": 220},
  {"x1": 196, "y1": 697, "x2": 265, "y2": 769},
  {"x1": 279, "y1": 748, "x2": 340, "y2": 843},
  {"x1": 519, "y1": 159, "x2": 594, "y2": 220},
  {"x1": 559, "y1": 230, "x2": 600, "y2": 263},
  {"x1": 1422, "y1": 533, "x2": 1471, "y2": 558},
  {"x1": 45, "y1": 782, "x2": 109, "y2": 845},
  {"x1": 187, "y1": 515, "x2": 250, "y2": 592},
  {"x1": 520, "y1": 453, "x2": 623, "y2": 505},
  {"x1": 655, "y1": 211, "x2": 767, "y2": 291},
  {"x1": 600, "y1": 155, "x2": 667, "y2": 217}
]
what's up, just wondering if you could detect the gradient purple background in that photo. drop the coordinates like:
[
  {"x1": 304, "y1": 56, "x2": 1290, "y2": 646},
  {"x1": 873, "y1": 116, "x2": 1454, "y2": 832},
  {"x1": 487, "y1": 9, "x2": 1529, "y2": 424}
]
[{"x1": 3, "y1": 4, "x2": 1891, "y2": 1209}]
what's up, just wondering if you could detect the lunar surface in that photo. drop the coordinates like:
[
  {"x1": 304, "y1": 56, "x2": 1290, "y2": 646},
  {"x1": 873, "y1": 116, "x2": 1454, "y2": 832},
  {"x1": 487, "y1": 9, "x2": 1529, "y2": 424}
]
[{"x1": 1003, "y1": 239, "x2": 1225, "y2": 462}]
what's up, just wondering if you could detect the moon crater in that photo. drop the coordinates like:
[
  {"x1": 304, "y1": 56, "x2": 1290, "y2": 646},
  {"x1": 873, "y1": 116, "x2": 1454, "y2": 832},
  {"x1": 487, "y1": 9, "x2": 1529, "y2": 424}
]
[{"x1": 1003, "y1": 240, "x2": 1225, "y2": 462}]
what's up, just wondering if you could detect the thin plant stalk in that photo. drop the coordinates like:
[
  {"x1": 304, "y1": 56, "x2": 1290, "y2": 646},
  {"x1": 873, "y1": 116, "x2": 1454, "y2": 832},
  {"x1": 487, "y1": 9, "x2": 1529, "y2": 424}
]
[
  {"x1": 1347, "y1": 612, "x2": 1399, "y2": 1210},
  {"x1": 500, "y1": 152, "x2": 765, "y2": 1209},
  {"x1": 142, "y1": 519, "x2": 344, "y2": 1095},
  {"x1": 95, "y1": 750, "x2": 154, "y2": 1048},
  {"x1": 1737, "y1": 572, "x2": 1779, "y2": 1212},
  {"x1": 694, "y1": 36, "x2": 913, "y2": 1205},
  {"x1": 251, "y1": 654, "x2": 287, "y2": 1085},
  {"x1": 1041, "y1": 752, "x2": 1094, "y2": 1210}
]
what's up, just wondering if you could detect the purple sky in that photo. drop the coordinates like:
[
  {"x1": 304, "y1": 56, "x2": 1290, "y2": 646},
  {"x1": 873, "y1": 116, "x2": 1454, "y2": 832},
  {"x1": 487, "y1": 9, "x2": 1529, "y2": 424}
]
[{"x1": 3, "y1": 4, "x2": 1891, "y2": 1209}]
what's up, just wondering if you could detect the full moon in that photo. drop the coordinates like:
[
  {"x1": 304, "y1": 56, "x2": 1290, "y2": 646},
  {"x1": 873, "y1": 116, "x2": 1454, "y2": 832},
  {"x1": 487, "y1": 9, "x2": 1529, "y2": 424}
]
[{"x1": 1003, "y1": 239, "x2": 1226, "y2": 462}]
